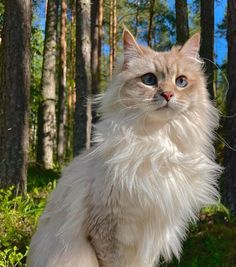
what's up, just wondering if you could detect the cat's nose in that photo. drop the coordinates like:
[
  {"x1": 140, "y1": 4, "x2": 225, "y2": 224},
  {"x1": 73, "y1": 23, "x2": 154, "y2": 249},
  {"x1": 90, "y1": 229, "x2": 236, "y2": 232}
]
[{"x1": 161, "y1": 91, "x2": 174, "y2": 102}]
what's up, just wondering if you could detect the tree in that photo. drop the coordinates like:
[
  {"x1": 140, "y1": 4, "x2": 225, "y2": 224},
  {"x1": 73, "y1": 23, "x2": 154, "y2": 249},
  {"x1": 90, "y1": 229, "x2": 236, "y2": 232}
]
[
  {"x1": 74, "y1": 0, "x2": 92, "y2": 155},
  {"x1": 134, "y1": 0, "x2": 140, "y2": 37},
  {"x1": 0, "y1": 0, "x2": 31, "y2": 194},
  {"x1": 57, "y1": 0, "x2": 67, "y2": 164},
  {"x1": 36, "y1": 0, "x2": 59, "y2": 169},
  {"x1": 91, "y1": 0, "x2": 103, "y2": 122},
  {"x1": 224, "y1": 0, "x2": 236, "y2": 216},
  {"x1": 200, "y1": 0, "x2": 215, "y2": 99},
  {"x1": 175, "y1": 0, "x2": 189, "y2": 44},
  {"x1": 0, "y1": 0, "x2": 3, "y2": 44},
  {"x1": 66, "y1": 0, "x2": 76, "y2": 160},
  {"x1": 147, "y1": 0, "x2": 155, "y2": 47}
]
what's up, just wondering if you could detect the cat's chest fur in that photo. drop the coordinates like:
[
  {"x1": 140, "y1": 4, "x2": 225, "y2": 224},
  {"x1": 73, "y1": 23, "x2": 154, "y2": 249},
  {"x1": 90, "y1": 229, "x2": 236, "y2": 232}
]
[{"x1": 89, "y1": 124, "x2": 219, "y2": 265}]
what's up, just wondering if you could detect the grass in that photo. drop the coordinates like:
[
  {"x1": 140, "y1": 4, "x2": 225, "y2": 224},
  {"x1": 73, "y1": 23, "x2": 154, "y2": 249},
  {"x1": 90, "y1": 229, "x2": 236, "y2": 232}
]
[
  {"x1": 0, "y1": 165, "x2": 236, "y2": 267},
  {"x1": 161, "y1": 210, "x2": 236, "y2": 267},
  {"x1": 0, "y1": 165, "x2": 59, "y2": 267}
]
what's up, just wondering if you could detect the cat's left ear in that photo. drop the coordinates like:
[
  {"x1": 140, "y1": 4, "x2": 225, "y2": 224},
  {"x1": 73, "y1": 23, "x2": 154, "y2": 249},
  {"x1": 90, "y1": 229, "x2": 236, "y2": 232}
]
[
  {"x1": 180, "y1": 33, "x2": 200, "y2": 58},
  {"x1": 123, "y1": 28, "x2": 143, "y2": 67}
]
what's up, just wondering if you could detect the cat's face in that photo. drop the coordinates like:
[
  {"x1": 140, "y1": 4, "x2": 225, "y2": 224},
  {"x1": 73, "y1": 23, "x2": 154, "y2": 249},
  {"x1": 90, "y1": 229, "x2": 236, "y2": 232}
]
[{"x1": 109, "y1": 30, "x2": 208, "y2": 123}]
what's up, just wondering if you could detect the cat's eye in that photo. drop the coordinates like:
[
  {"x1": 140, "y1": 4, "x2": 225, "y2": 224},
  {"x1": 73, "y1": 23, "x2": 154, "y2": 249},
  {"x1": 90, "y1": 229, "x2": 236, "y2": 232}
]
[
  {"x1": 176, "y1": 76, "x2": 188, "y2": 88},
  {"x1": 141, "y1": 73, "x2": 157, "y2": 86}
]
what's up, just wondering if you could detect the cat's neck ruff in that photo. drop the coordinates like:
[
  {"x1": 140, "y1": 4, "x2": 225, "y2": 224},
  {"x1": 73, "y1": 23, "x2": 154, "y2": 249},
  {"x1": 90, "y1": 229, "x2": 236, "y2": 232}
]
[{"x1": 89, "y1": 105, "x2": 221, "y2": 262}]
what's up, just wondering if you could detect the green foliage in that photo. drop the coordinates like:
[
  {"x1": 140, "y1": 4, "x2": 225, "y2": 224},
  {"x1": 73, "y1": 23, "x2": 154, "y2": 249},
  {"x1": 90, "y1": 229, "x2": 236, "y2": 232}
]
[
  {"x1": 0, "y1": 246, "x2": 28, "y2": 267},
  {"x1": 1, "y1": 165, "x2": 236, "y2": 267},
  {"x1": 0, "y1": 167, "x2": 59, "y2": 267},
  {"x1": 29, "y1": 1, "x2": 44, "y2": 159},
  {"x1": 160, "y1": 205, "x2": 236, "y2": 267}
]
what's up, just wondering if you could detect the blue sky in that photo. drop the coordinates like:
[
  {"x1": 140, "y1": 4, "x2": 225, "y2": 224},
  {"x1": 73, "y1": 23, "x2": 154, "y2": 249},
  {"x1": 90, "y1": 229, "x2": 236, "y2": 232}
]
[
  {"x1": 167, "y1": 0, "x2": 227, "y2": 65},
  {"x1": 36, "y1": 0, "x2": 227, "y2": 65}
]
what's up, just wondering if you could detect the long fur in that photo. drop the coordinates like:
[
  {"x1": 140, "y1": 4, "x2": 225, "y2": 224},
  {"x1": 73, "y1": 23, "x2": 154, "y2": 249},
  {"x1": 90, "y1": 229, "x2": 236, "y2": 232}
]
[{"x1": 28, "y1": 33, "x2": 222, "y2": 267}]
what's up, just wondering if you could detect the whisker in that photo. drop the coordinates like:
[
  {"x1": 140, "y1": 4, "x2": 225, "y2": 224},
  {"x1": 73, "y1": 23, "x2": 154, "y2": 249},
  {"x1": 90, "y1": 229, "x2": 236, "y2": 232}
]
[{"x1": 216, "y1": 133, "x2": 236, "y2": 152}]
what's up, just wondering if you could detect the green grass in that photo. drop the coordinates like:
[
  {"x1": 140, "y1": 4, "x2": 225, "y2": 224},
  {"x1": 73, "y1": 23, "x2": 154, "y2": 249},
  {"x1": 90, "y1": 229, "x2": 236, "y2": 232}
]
[
  {"x1": 0, "y1": 165, "x2": 59, "y2": 267},
  {"x1": 160, "y1": 208, "x2": 236, "y2": 267},
  {"x1": 0, "y1": 166, "x2": 236, "y2": 267}
]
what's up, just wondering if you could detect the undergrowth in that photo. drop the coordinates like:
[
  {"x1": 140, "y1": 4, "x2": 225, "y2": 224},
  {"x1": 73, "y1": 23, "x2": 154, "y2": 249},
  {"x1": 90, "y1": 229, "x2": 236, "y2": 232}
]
[
  {"x1": 0, "y1": 165, "x2": 236, "y2": 267},
  {"x1": 0, "y1": 166, "x2": 59, "y2": 267}
]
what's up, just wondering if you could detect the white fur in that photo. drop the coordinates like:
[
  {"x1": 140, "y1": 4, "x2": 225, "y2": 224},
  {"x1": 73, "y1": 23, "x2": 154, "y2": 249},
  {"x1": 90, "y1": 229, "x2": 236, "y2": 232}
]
[{"x1": 28, "y1": 40, "x2": 221, "y2": 267}]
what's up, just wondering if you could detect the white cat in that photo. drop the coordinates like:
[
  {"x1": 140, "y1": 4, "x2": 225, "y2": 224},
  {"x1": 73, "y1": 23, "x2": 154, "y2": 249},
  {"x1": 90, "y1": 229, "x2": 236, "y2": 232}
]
[{"x1": 27, "y1": 29, "x2": 222, "y2": 267}]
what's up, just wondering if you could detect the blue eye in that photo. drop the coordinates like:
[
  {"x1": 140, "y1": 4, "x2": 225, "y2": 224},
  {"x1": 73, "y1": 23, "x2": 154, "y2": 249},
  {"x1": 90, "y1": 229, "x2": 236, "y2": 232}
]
[
  {"x1": 176, "y1": 76, "x2": 188, "y2": 88},
  {"x1": 141, "y1": 73, "x2": 157, "y2": 86}
]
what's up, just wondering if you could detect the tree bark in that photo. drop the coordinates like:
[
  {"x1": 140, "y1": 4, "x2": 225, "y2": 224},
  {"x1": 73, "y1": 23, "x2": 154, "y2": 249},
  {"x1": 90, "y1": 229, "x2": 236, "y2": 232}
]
[
  {"x1": 91, "y1": 0, "x2": 103, "y2": 123},
  {"x1": 147, "y1": 0, "x2": 155, "y2": 47},
  {"x1": 134, "y1": 0, "x2": 140, "y2": 37},
  {"x1": 224, "y1": 0, "x2": 236, "y2": 216},
  {"x1": 66, "y1": 0, "x2": 76, "y2": 159},
  {"x1": 0, "y1": 0, "x2": 31, "y2": 194},
  {"x1": 37, "y1": 0, "x2": 59, "y2": 169},
  {"x1": 109, "y1": 0, "x2": 114, "y2": 77},
  {"x1": 74, "y1": 0, "x2": 92, "y2": 156},
  {"x1": 57, "y1": 0, "x2": 67, "y2": 164},
  {"x1": 200, "y1": 0, "x2": 215, "y2": 99},
  {"x1": 175, "y1": 0, "x2": 189, "y2": 44}
]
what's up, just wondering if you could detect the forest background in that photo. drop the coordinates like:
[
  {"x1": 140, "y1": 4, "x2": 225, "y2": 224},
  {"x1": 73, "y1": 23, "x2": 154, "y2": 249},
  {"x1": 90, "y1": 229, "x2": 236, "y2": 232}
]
[{"x1": 1, "y1": 0, "x2": 236, "y2": 266}]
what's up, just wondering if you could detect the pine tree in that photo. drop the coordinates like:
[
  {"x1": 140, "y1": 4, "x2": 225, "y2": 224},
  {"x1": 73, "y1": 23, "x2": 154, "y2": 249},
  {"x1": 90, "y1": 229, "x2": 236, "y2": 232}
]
[
  {"x1": 200, "y1": 0, "x2": 215, "y2": 99},
  {"x1": 74, "y1": 0, "x2": 92, "y2": 155},
  {"x1": 37, "y1": 0, "x2": 59, "y2": 169},
  {"x1": 57, "y1": 0, "x2": 67, "y2": 164},
  {"x1": 175, "y1": 0, "x2": 189, "y2": 44},
  {"x1": 224, "y1": 0, "x2": 236, "y2": 216},
  {"x1": 0, "y1": 0, "x2": 31, "y2": 193}
]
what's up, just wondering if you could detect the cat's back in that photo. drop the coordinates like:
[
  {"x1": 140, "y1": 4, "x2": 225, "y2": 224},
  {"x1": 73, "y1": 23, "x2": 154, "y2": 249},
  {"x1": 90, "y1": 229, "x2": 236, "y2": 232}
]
[{"x1": 28, "y1": 149, "x2": 97, "y2": 266}]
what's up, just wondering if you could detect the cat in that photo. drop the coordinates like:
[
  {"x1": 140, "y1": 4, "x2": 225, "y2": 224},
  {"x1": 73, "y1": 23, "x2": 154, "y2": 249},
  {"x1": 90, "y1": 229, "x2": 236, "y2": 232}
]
[{"x1": 27, "y1": 29, "x2": 222, "y2": 267}]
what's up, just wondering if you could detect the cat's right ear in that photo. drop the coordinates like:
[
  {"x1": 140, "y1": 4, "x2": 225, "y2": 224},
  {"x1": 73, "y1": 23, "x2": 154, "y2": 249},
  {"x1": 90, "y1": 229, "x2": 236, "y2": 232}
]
[{"x1": 123, "y1": 28, "x2": 143, "y2": 68}]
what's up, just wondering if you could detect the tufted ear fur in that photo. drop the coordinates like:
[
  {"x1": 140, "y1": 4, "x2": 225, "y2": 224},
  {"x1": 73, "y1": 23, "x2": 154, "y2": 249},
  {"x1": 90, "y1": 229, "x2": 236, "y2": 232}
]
[
  {"x1": 123, "y1": 28, "x2": 143, "y2": 67},
  {"x1": 180, "y1": 33, "x2": 201, "y2": 59}
]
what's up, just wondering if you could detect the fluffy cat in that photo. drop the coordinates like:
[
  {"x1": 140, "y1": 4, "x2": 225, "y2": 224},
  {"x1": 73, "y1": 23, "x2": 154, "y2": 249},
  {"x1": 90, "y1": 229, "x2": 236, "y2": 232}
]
[{"x1": 27, "y1": 29, "x2": 222, "y2": 267}]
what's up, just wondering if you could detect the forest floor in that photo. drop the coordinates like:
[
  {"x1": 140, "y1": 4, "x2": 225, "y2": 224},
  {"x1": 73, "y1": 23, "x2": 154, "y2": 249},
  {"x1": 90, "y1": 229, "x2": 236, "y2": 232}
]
[{"x1": 0, "y1": 165, "x2": 236, "y2": 267}]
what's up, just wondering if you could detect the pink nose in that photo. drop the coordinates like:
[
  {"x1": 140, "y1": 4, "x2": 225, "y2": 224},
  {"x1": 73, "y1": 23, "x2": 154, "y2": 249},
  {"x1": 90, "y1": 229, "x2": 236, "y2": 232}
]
[{"x1": 161, "y1": 91, "x2": 174, "y2": 102}]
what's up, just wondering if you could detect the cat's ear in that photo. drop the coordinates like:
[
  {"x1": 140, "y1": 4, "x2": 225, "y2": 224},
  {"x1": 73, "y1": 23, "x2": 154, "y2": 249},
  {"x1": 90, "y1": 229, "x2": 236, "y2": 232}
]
[
  {"x1": 123, "y1": 28, "x2": 143, "y2": 67},
  {"x1": 180, "y1": 33, "x2": 200, "y2": 58}
]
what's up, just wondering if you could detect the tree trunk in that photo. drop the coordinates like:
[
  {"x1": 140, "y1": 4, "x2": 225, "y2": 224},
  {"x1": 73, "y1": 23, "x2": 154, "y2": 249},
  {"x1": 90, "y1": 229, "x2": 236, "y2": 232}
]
[
  {"x1": 57, "y1": 0, "x2": 67, "y2": 164},
  {"x1": 74, "y1": 0, "x2": 92, "y2": 156},
  {"x1": 91, "y1": 0, "x2": 103, "y2": 123},
  {"x1": 134, "y1": 0, "x2": 140, "y2": 37},
  {"x1": 113, "y1": 0, "x2": 117, "y2": 60},
  {"x1": 37, "y1": 0, "x2": 59, "y2": 169},
  {"x1": 0, "y1": 0, "x2": 31, "y2": 194},
  {"x1": 147, "y1": 0, "x2": 155, "y2": 47},
  {"x1": 66, "y1": 0, "x2": 76, "y2": 160},
  {"x1": 175, "y1": 0, "x2": 189, "y2": 44},
  {"x1": 200, "y1": 0, "x2": 214, "y2": 99},
  {"x1": 109, "y1": 0, "x2": 114, "y2": 77},
  {"x1": 224, "y1": 0, "x2": 236, "y2": 216},
  {"x1": 98, "y1": 0, "x2": 103, "y2": 86}
]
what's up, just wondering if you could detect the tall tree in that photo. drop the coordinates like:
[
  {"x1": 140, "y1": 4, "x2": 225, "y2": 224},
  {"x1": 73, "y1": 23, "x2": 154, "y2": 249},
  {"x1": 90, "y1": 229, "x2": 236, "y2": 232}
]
[
  {"x1": 109, "y1": 0, "x2": 114, "y2": 77},
  {"x1": 200, "y1": 0, "x2": 215, "y2": 99},
  {"x1": 0, "y1": 0, "x2": 31, "y2": 194},
  {"x1": 147, "y1": 0, "x2": 155, "y2": 47},
  {"x1": 134, "y1": 0, "x2": 140, "y2": 37},
  {"x1": 74, "y1": 0, "x2": 92, "y2": 155},
  {"x1": 57, "y1": 0, "x2": 67, "y2": 164},
  {"x1": 224, "y1": 0, "x2": 236, "y2": 216},
  {"x1": 66, "y1": 0, "x2": 76, "y2": 159},
  {"x1": 175, "y1": 0, "x2": 189, "y2": 44},
  {"x1": 37, "y1": 0, "x2": 59, "y2": 169},
  {"x1": 91, "y1": 0, "x2": 103, "y2": 122}
]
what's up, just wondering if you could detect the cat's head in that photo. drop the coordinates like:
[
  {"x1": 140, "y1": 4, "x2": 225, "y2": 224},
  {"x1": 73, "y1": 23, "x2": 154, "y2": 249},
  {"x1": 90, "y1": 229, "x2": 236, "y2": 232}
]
[{"x1": 101, "y1": 29, "x2": 208, "y2": 126}]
